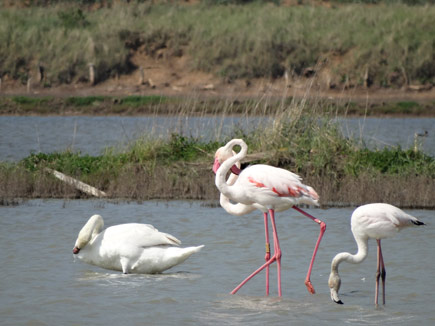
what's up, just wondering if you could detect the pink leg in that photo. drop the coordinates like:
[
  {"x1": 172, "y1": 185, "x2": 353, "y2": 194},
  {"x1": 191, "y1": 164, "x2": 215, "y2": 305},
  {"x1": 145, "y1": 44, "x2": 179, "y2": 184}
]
[
  {"x1": 292, "y1": 206, "x2": 326, "y2": 294},
  {"x1": 230, "y1": 209, "x2": 281, "y2": 296},
  {"x1": 269, "y1": 209, "x2": 282, "y2": 297},
  {"x1": 230, "y1": 252, "x2": 277, "y2": 295},
  {"x1": 264, "y1": 212, "x2": 270, "y2": 296}
]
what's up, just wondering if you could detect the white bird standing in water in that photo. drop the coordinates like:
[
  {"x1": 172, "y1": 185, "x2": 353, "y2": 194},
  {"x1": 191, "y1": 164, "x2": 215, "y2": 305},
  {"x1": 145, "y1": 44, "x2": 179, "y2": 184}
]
[
  {"x1": 213, "y1": 139, "x2": 325, "y2": 297},
  {"x1": 328, "y1": 203, "x2": 425, "y2": 305},
  {"x1": 73, "y1": 214, "x2": 203, "y2": 274}
]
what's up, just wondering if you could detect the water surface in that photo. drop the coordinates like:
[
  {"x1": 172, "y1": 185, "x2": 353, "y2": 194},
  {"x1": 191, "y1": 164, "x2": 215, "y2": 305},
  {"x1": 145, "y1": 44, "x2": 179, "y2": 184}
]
[
  {"x1": 1, "y1": 116, "x2": 434, "y2": 161},
  {"x1": 0, "y1": 200, "x2": 433, "y2": 325}
]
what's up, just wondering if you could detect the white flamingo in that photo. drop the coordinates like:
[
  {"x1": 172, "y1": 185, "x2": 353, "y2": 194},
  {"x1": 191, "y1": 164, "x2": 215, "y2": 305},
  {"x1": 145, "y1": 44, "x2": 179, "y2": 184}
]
[
  {"x1": 73, "y1": 214, "x2": 203, "y2": 274},
  {"x1": 213, "y1": 138, "x2": 325, "y2": 296},
  {"x1": 328, "y1": 203, "x2": 425, "y2": 305}
]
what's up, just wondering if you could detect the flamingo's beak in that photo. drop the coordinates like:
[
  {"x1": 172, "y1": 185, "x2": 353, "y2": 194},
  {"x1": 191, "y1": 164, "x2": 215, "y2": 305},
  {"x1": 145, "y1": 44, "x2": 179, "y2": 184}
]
[
  {"x1": 213, "y1": 158, "x2": 220, "y2": 174},
  {"x1": 213, "y1": 158, "x2": 242, "y2": 175},
  {"x1": 73, "y1": 246, "x2": 80, "y2": 254}
]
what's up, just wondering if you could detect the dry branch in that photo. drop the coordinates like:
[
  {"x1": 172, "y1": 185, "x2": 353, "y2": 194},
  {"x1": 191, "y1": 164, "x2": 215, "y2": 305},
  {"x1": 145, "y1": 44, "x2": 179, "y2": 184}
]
[{"x1": 45, "y1": 168, "x2": 107, "y2": 198}]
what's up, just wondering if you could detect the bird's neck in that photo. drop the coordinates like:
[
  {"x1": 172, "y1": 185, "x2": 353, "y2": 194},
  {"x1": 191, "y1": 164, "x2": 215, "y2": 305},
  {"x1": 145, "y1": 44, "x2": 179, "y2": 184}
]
[
  {"x1": 215, "y1": 140, "x2": 247, "y2": 198},
  {"x1": 331, "y1": 234, "x2": 368, "y2": 274},
  {"x1": 77, "y1": 215, "x2": 104, "y2": 245},
  {"x1": 220, "y1": 193, "x2": 256, "y2": 216}
]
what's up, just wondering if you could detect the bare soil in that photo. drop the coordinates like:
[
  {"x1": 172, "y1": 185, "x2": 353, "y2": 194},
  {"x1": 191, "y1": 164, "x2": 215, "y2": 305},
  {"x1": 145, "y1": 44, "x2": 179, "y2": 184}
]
[{"x1": 2, "y1": 51, "x2": 434, "y2": 107}]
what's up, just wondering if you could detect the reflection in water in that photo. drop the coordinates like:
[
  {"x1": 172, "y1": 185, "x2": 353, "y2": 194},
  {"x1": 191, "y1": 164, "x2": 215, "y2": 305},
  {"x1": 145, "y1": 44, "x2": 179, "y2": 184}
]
[{"x1": 77, "y1": 270, "x2": 201, "y2": 283}]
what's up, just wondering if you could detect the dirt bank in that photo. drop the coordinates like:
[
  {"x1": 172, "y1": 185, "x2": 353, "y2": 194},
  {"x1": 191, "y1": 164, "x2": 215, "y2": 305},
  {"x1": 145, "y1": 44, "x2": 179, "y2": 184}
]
[{"x1": 1, "y1": 51, "x2": 434, "y2": 109}]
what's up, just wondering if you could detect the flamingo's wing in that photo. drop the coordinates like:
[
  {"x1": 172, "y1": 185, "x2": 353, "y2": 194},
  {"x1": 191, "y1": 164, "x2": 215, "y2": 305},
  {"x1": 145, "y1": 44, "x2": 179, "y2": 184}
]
[
  {"x1": 241, "y1": 165, "x2": 319, "y2": 201},
  {"x1": 351, "y1": 203, "x2": 415, "y2": 239}
]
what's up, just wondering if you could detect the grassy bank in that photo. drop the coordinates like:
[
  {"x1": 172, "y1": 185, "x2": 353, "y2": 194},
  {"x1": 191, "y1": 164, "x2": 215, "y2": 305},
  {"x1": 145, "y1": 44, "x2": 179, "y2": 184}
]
[
  {"x1": 1, "y1": 95, "x2": 435, "y2": 116},
  {"x1": 1, "y1": 2, "x2": 434, "y2": 89},
  {"x1": 1, "y1": 97, "x2": 434, "y2": 208}
]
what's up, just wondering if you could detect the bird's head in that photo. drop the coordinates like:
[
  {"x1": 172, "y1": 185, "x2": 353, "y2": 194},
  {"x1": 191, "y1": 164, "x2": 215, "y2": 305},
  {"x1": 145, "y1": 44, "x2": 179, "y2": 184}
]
[
  {"x1": 213, "y1": 146, "x2": 241, "y2": 175},
  {"x1": 72, "y1": 236, "x2": 88, "y2": 255},
  {"x1": 72, "y1": 214, "x2": 103, "y2": 255},
  {"x1": 328, "y1": 271, "x2": 343, "y2": 304}
]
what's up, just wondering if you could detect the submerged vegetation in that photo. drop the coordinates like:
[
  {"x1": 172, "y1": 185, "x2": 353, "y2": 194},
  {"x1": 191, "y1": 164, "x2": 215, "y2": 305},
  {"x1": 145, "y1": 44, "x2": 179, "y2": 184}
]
[{"x1": 1, "y1": 96, "x2": 434, "y2": 208}]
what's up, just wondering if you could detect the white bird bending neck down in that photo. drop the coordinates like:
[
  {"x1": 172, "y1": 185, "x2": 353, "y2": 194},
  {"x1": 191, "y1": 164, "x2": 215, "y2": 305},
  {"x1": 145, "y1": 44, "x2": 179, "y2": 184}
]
[
  {"x1": 328, "y1": 203, "x2": 425, "y2": 305},
  {"x1": 213, "y1": 138, "x2": 326, "y2": 297},
  {"x1": 73, "y1": 214, "x2": 203, "y2": 274}
]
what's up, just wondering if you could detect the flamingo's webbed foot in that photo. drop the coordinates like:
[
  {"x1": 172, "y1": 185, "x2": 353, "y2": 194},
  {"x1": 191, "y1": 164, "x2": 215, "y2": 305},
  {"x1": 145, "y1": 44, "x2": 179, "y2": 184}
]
[{"x1": 304, "y1": 279, "x2": 316, "y2": 294}]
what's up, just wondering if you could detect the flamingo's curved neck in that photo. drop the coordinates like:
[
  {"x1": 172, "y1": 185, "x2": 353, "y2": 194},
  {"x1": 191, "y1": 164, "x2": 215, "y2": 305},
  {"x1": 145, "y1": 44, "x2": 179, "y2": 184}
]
[
  {"x1": 220, "y1": 193, "x2": 257, "y2": 216},
  {"x1": 331, "y1": 234, "x2": 368, "y2": 274},
  {"x1": 215, "y1": 139, "x2": 248, "y2": 199}
]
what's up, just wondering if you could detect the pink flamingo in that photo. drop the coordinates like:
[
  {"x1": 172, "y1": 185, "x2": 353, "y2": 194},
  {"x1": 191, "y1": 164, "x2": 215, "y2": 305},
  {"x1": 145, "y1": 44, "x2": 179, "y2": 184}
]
[
  {"x1": 213, "y1": 139, "x2": 326, "y2": 296},
  {"x1": 329, "y1": 203, "x2": 425, "y2": 305}
]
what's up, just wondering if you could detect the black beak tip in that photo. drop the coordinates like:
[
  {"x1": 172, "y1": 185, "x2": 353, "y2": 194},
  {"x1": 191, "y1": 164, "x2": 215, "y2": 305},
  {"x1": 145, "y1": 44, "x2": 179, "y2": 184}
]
[{"x1": 335, "y1": 299, "x2": 344, "y2": 305}]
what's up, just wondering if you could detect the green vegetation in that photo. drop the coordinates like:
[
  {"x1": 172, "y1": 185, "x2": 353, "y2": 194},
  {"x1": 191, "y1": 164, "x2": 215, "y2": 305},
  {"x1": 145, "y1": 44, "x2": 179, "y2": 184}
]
[
  {"x1": 65, "y1": 96, "x2": 107, "y2": 106},
  {"x1": 1, "y1": 95, "x2": 434, "y2": 116},
  {"x1": 21, "y1": 134, "x2": 217, "y2": 175},
  {"x1": 1, "y1": 1, "x2": 434, "y2": 206},
  {"x1": 346, "y1": 147, "x2": 435, "y2": 176},
  {"x1": 1, "y1": 2, "x2": 434, "y2": 88},
  {"x1": 1, "y1": 97, "x2": 434, "y2": 207},
  {"x1": 119, "y1": 95, "x2": 168, "y2": 106}
]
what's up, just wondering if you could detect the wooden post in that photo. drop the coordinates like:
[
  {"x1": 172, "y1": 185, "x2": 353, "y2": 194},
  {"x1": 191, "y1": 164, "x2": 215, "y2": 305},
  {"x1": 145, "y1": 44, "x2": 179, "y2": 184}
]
[
  {"x1": 284, "y1": 69, "x2": 290, "y2": 88},
  {"x1": 37, "y1": 64, "x2": 44, "y2": 82},
  {"x1": 139, "y1": 66, "x2": 145, "y2": 85},
  {"x1": 27, "y1": 77, "x2": 33, "y2": 93},
  {"x1": 363, "y1": 67, "x2": 369, "y2": 89},
  {"x1": 88, "y1": 63, "x2": 95, "y2": 85}
]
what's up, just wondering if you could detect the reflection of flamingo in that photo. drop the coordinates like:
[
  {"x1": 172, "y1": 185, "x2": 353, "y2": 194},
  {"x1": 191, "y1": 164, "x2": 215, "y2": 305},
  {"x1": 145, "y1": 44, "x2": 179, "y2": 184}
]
[
  {"x1": 328, "y1": 203, "x2": 425, "y2": 305},
  {"x1": 213, "y1": 139, "x2": 326, "y2": 296},
  {"x1": 73, "y1": 214, "x2": 203, "y2": 274}
]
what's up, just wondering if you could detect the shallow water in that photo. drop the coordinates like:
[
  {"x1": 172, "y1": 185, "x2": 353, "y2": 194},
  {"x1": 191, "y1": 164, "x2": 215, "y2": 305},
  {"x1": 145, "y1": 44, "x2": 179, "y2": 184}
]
[
  {"x1": 0, "y1": 115, "x2": 264, "y2": 161},
  {"x1": 1, "y1": 116, "x2": 434, "y2": 161},
  {"x1": 0, "y1": 200, "x2": 433, "y2": 325}
]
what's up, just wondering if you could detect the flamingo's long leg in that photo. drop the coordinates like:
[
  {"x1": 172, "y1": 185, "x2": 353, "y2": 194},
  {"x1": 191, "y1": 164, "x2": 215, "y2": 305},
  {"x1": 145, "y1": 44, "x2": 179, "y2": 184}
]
[
  {"x1": 375, "y1": 239, "x2": 381, "y2": 305},
  {"x1": 263, "y1": 212, "x2": 270, "y2": 296},
  {"x1": 378, "y1": 239, "x2": 386, "y2": 304},
  {"x1": 230, "y1": 253, "x2": 277, "y2": 295},
  {"x1": 292, "y1": 206, "x2": 326, "y2": 294},
  {"x1": 231, "y1": 209, "x2": 281, "y2": 296},
  {"x1": 269, "y1": 209, "x2": 282, "y2": 297}
]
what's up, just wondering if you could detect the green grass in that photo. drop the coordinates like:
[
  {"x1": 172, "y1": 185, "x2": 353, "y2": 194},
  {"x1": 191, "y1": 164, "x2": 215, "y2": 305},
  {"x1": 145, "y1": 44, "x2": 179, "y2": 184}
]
[
  {"x1": 17, "y1": 99, "x2": 435, "y2": 181},
  {"x1": 2, "y1": 95, "x2": 434, "y2": 206},
  {"x1": 120, "y1": 95, "x2": 168, "y2": 106},
  {"x1": 0, "y1": 2, "x2": 433, "y2": 87},
  {"x1": 65, "y1": 96, "x2": 107, "y2": 106},
  {"x1": 12, "y1": 96, "x2": 52, "y2": 105},
  {"x1": 346, "y1": 147, "x2": 435, "y2": 176}
]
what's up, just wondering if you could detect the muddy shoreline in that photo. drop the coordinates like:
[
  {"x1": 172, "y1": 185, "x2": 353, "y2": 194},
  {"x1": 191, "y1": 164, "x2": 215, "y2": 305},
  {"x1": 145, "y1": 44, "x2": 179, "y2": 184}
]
[{"x1": 1, "y1": 85, "x2": 435, "y2": 117}]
